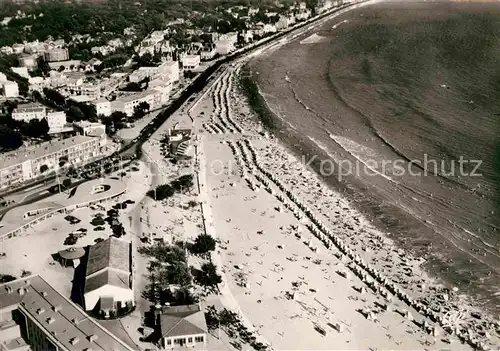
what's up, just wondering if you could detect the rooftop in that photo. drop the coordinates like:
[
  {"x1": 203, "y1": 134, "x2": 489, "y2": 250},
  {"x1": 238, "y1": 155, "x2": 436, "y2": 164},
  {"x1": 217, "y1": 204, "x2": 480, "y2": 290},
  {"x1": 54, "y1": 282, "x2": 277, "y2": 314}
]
[
  {"x1": 12, "y1": 103, "x2": 46, "y2": 113},
  {"x1": 117, "y1": 90, "x2": 155, "y2": 103},
  {"x1": 84, "y1": 269, "x2": 130, "y2": 294},
  {"x1": 0, "y1": 275, "x2": 134, "y2": 351},
  {"x1": 86, "y1": 237, "x2": 130, "y2": 277},
  {"x1": 0, "y1": 135, "x2": 98, "y2": 170},
  {"x1": 159, "y1": 304, "x2": 207, "y2": 338}
]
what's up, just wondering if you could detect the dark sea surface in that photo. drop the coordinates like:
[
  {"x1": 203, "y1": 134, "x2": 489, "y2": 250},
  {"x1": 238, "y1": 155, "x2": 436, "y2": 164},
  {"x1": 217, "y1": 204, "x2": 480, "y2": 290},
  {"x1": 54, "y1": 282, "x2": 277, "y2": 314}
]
[{"x1": 250, "y1": 0, "x2": 500, "y2": 313}]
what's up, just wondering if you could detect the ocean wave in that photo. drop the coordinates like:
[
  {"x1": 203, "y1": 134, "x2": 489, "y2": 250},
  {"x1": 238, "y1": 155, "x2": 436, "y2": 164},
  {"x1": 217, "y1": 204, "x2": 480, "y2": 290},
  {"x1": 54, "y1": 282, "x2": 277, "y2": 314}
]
[
  {"x1": 332, "y1": 20, "x2": 349, "y2": 29},
  {"x1": 325, "y1": 71, "x2": 478, "y2": 193},
  {"x1": 300, "y1": 33, "x2": 327, "y2": 44}
]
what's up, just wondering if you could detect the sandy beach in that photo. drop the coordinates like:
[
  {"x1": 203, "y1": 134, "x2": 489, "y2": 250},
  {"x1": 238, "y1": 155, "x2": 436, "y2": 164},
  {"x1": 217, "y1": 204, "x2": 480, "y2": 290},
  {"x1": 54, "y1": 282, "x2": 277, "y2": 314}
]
[{"x1": 183, "y1": 58, "x2": 500, "y2": 349}]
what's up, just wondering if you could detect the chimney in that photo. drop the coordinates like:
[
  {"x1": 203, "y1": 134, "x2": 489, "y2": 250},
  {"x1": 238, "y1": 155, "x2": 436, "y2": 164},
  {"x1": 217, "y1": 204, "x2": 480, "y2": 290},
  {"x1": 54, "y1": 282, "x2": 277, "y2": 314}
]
[
  {"x1": 41, "y1": 291, "x2": 48, "y2": 297},
  {"x1": 52, "y1": 305, "x2": 62, "y2": 312},
  {"x1": 46, "y1": 317, "x2": 55, "y2": 324},
  {"x1": 36, "y1": 308, "x2": 45, "y2": 315},
  {"x1": 70, "y1": 337, "x2": 79, "y2": 346},
  {"x1": 5, "y1": 286, "x2": 13, "y2": 294},
  {"x1": 87, "y1": 334, "x2": 98, "y2": 342},
  {"x1": 17, "y1": 287, "x2": 25, "y2": 295}
]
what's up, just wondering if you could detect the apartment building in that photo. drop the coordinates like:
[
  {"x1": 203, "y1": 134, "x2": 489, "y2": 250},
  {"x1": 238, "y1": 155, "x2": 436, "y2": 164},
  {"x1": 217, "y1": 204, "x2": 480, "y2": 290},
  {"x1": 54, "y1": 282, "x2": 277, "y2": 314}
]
[
  {"x1": 45, "y1": 111, "x2": 67, "y2": 131},
  {"x1": 18, "y1": 54, "x2": 37, "y2": 70},
  {"x1": 11, "y1": 103, "x2": 67, "y2": 132},
  {"x1": 112, "y1": 90, "x2": 159, "y2": 116},
  {"x1": 44, "y1": 48, "x2": 69, "y2": 62},
  {"x1": 11, "y1": 103, "x2": 47, "y2": 122},
  {"x1": 0, "y1": 135, "x2": 101, "y2": 189},
  {"x1": 0, "y1": 276, "x2": 134, "y2": 351},
  {"x1": 129, "y1": 60, "x2": 180, "y2": 84},
  {"x1": 93, "y1": 98, "x2": 112, "y2": 116}
]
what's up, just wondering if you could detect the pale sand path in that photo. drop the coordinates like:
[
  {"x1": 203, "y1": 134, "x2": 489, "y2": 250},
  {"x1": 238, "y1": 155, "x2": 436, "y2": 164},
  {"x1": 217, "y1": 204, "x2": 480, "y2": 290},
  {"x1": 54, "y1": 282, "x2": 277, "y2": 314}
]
[{"x1": 196, "y1": 134, "x2": 271, "y2": 348}]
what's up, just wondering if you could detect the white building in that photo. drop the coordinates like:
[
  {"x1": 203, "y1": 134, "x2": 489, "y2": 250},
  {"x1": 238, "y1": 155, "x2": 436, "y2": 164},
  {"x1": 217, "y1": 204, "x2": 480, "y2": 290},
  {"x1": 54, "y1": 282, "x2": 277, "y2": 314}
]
[
  {"x1": 46, "y1": 110, "x2": 67, "y2": 130},
  {"x1": 162, "y1": 60, "x2": 179, "y2": 82},
  {"x1": 159, "y1": 304, "x2": 208, "y2": 349},
  {"x1": 129, "y1": 61, "x2": 180, "y2": 84},
  {"x1": 1, "y1": 46, "x2": 13, "y2": 55},
  {"x1": 215, "y1": 40, "x2": 235, "y2": 55},
  {"x1": 11, "y1": 66, "x2": 29, "y2": 79},
  {"x1": 128, "y1": 69, "x2": 150, "y2": 83},
  {"x1": 48, "y1": 60, "x2": 82, "y2": 72},
  {"x1": 112, "y1": 90, "x2": 158, "y2": 116},
  {"x1": 73, "y1": 121, "x2": 107, "y2": 141},
  {"x1": 263, "y1": 23, "x2": 277, "y2": 34},
  {"x1": 84, "y1": 237, "x2": 134, "y2": 313},
  {"x1": 44, "y1": 47, "x2": 69, "y2": 62},
  {"x1": 12, "y1": 103, "x2": 47, "y2": 122},
  {"x1": 0, "y1": 135, "x2": 101, "y2": 189},
  {"x1": 296, "y1": 8, "x2": 312, "y2": 21},
  {"x1": 12, "y1": 43, "x2": 24, "y2": 54},
  {"x1": 2, "y1": 81, "x2": 19, "y2": 98},
  {"x1": 181, "y1": 55, "x2": 200, "y2": 70},
  {"x1": 93, "y1": 98, "x2": 112, "y2": 117},
  {"x1": 18, "y1": 54, "x2": 37, "y2": 69},
  {"x1": 200, "y1": 46, "x2": 217, "y2": 61}
]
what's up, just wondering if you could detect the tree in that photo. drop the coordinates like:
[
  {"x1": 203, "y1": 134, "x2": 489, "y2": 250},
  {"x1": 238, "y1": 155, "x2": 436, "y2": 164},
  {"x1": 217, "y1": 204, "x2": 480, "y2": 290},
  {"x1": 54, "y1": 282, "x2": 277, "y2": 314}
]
[
  {"x1": 192, "y1": 262, "x2": 222, "y2": 287},
  {"x1": 67, "y1": 105, "x2": 85, "y2": 122},
  {"x1": 40, "y1": 164, "x2": 49, "y2": 174},
  {"x1": 111, "y1": 111, "x2": 127, "y2": 130},
  {"x1": 121, "y1": 82, "x2": 142, "y2": 92},
  {"x1": 147, "y1": 184, "x2": 175, "y2": 200},
  {"x1": 138, "y1": 101, "x2": 150, "y2": 113},
  {"x1": 18, "y1": 118, "x2": 49, "y2": 139},
  {"x1": 43, "y1": 88, "x2": 66, "y2": 107},
  {"x1": 0, "y1": 125, "x2": 22, "y2": 150},
  {"x1": 62, "y1": 178, "x2": 72, "y2": 189},
  {"x1": 189, "y1": 234, "x2": 216, "y2": 256}
]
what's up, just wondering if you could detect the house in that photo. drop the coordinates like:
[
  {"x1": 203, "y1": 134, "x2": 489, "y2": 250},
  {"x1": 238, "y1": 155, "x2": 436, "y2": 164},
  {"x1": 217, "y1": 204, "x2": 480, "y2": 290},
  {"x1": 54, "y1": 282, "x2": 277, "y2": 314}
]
[
  {"x1": 83, "y1": 237, "x2": 133, "y2": 315},
  {"x1": 296, "y1": 8, "x2": 312, "y2": 21},
  {"x1": 200, "y1": 45, "x2": 216, "y2": 61},
  {"x1": 2, "y1": 81, "x2": 19, "y2": 97},
  {"x1": 12, "y1": 43, "x2": 24, "y2": 54},
  {"x1": 157, "y1": 304, "x2": 208, "y2": 349},
  {"x1": 263, "y1": 23, "x2": 277, "y2": 34},
  {"x1": 82, "y1": 58, "x2": 102, "y2": 72},
  {"x1": 181, "y1": 55, "x2": 201, "y2": 70}
]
